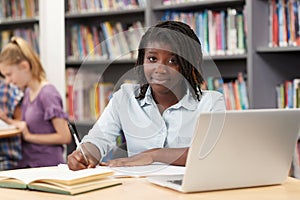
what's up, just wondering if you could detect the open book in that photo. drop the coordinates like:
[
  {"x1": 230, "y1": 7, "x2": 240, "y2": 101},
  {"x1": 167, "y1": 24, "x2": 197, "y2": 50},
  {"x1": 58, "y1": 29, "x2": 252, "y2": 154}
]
[
  {"x1": 0, "y1": 165, "x2": 121, "y2": 195},
  {"x1": 0, "y1": 119, "x2": 17, "y2": 131}
]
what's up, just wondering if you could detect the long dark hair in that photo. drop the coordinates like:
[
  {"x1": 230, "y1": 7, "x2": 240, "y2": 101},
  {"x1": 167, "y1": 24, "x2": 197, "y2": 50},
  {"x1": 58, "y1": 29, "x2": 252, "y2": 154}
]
[{"x1": 135, "y1": 20, "x2": 204, "y2": 101}]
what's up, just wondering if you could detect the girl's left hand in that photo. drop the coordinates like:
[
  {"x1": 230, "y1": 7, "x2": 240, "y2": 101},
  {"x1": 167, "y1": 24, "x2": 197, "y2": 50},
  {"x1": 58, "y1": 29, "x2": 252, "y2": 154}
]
[
  {"x1": 14, "y1": 121, "x2": 30, "y2": 140},
  {"x1": 101, "y1": 151, "x2": 154, "y2": 167},
  {"x1": 0, "y1": 109, "x2": 9, "y2": 122},
  {"x1": 14, "y1": 121, "x2": 27, "y2": 131}
]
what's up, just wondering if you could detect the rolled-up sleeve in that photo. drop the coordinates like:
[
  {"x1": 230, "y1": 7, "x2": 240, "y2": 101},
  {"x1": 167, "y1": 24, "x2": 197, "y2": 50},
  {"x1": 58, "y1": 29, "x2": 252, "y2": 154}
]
[{"x1": 81, "y1": 91, "x2": 122, "y2": 158}]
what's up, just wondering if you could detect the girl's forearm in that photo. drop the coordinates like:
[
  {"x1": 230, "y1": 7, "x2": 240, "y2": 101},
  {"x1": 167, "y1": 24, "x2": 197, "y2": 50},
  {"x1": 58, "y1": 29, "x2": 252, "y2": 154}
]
[{"x1": 149, "y1": 147, "x2": 189, "y2": 166}]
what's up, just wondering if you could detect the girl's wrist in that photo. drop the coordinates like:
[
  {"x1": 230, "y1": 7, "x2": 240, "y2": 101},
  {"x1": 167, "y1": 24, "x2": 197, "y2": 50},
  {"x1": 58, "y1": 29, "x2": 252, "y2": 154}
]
[{"x1": 148, "y1": 148, "x2": 161, "y2": 163}]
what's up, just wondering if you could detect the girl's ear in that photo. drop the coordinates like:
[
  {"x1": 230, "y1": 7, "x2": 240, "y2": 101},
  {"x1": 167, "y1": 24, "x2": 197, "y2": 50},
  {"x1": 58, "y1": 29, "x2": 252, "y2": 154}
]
[{"x1": 18, "y1": 60, "x2": 30, "y2": 71}]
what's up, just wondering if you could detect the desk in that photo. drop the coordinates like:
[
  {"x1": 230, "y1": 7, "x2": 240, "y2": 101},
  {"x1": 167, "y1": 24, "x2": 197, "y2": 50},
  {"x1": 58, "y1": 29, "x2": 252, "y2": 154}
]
[
  {"x1": 0, "y1": 177, "x2": 300, "y2": 200},
  {"x1": 0, "y1": 128, "x2": 21, "y2": 138}
]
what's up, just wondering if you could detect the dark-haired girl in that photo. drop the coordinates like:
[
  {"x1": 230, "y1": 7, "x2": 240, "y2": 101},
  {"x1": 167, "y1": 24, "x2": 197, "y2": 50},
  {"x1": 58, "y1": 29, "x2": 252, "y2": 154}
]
[{"x1": 68, "y1": 21, "x2": 226, "y2": 170}]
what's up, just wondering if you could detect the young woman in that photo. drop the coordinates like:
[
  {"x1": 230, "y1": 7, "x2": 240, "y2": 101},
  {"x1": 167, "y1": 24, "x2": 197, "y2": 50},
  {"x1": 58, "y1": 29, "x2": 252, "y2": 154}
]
[
  {"x1": 0, "y1": 36, "x2": 72, "y2": 168},
  {"x1": 67, "y1": 21, "x2": 226, "y2": 170}
]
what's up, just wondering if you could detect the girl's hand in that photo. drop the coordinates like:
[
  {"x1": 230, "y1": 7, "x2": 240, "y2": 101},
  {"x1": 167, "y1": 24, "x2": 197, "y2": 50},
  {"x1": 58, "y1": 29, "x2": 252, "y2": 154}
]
[
  {"x1": 67, "y1": 142, "x2": 101, "y2": 171},
  {"x1": 102, "y1": 147, "x2": 188, "y2": 167},
  {"x1": 0, "y1": 109, "x2": 9, "y2": 122},
  {"x1": 14, "y1": 121, "x2": 30, "y2": 141},
  {"x1": 102, "y1": 151, "x2": 155, "y2": 167},
  {"x1": 13, "y1": 121, "x2": 27, "y2": 131}
]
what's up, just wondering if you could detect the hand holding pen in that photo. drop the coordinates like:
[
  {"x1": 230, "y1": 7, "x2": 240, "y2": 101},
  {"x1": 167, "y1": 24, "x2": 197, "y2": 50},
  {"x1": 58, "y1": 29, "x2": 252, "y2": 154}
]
[
  {"x1": 67, "y1": 122, "x2": 89, "y2": 166},
  {"x1": 67, "y1": 122, "x2": 101, "y2": 170}
]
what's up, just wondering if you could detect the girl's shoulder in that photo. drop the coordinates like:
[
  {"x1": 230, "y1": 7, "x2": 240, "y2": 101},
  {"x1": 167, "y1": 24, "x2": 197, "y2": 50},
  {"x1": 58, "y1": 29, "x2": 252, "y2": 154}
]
[
  {"x1": 201, "y1": 90, "x2": 223, "y2": 98},
  {"x1": 40, "y1": 83, "x2": 58, "y2": 93},
  {"x1": 38, "y1": 84, "x2": 61, "y2": 101},
  {"x1": 114, "y1": 83, "x2": 141, "y2": 97}
]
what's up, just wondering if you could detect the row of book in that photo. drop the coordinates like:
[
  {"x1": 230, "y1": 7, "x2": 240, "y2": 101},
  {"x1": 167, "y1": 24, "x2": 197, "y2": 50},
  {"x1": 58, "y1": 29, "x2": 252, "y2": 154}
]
[
  {"x1": 0, "y1": 24, "x2": 39, "y2": 54},
  {"x1": 67, "y1": 8, "x2": 247, "y2": 60},
  {"x1": 0, "y1": 0, "x2": 38, "y2": 20},
  {"x1": 66, "y1": 0, "x2": 146, "y2": 13},
  {"x1": 275, "y1": 78, "x2": 300, "y2": 108},
  {"x1": 205, "y1": 72, "x2": 249, "y2": 110},
  {"x1": 66, "y1": 68, "x2": 115, "y2": 122},
  {"x1": 162, "y1": 0, "x2": 201, "y2": 5},
  {"x1": 162, "y1": 8, "x2": 247, "y2": 56},
  {"x1": 268, "y1": 0, "x2": 300, "y2": 47},
  {"x1": 66, "y1": 21, "x2": 145, "y2": 61}
]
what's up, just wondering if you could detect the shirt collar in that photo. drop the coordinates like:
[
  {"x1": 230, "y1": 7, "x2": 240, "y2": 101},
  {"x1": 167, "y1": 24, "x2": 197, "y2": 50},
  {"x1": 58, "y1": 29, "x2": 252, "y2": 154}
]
[
  {"x1": 172, "y1": 89, "x2": 199, "y2": 110},
  {"x1": 139, "y1": 86, "x2": 153, "y2": 107},
  {"x1": 139, "y1": 86, "x2": 199, "y2": 111}
]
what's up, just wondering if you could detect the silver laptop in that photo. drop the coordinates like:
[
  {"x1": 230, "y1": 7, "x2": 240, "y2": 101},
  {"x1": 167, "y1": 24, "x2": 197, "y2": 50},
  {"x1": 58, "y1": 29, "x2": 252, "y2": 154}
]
[{"x1": 147, "y1": 109, "x2": 300, "y2": 193}]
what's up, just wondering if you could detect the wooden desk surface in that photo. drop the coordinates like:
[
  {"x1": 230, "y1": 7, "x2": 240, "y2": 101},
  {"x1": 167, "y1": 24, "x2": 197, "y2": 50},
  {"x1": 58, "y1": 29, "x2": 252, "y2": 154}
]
[
  {"x1": 1, "y1": 177, "x2": 300, "y2": 200},
  {"x1": 0, "y1": 128, "x2": 21, "y2": 138}
]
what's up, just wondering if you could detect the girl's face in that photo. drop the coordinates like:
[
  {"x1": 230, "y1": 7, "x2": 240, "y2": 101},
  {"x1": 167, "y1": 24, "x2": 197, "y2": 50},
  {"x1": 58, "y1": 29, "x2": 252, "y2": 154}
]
[
  {"x1": 143, "y1": 42, "x2": 184, "y2": 95},
  {"x1": 0, "y1": 61, "x2": 30, "y2": 90}
]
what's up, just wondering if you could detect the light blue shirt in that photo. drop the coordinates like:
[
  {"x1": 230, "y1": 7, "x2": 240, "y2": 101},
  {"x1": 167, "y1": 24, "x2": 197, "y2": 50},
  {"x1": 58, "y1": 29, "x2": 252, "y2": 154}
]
[{"x1": 82, "y1": 83, "x2": 226, "y2": 158}]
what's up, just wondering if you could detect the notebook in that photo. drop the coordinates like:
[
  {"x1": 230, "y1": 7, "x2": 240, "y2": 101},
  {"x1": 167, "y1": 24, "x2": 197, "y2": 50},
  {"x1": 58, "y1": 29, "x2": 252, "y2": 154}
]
[{"x1": 147, "y1": 109, "x2": 300, "y2": 193}]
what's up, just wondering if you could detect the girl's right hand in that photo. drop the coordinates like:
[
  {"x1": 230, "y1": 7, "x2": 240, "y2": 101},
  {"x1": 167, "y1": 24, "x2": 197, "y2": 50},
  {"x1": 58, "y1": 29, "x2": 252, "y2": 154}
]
[{"x1": 67, "y1": 142, "x2": 101, "y2": 171}]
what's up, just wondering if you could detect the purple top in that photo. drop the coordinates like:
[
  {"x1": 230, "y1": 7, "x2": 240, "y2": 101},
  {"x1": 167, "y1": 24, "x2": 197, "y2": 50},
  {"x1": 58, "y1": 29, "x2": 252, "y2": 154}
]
[{"x1": 17, "y1": 84, "x2": 68, "y2": 168}]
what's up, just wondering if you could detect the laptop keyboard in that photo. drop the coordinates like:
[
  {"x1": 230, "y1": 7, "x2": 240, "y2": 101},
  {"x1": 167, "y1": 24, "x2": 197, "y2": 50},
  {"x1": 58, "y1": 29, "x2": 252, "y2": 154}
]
[{"x1": 167, "y1": 179, "x2": 183, "y2": 185}]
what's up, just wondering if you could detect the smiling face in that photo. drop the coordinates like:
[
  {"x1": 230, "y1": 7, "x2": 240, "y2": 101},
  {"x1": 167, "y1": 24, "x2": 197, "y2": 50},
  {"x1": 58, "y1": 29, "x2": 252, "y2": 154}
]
[{"x1": 143, "y1": 42, "x2": 185, "y2": 97}]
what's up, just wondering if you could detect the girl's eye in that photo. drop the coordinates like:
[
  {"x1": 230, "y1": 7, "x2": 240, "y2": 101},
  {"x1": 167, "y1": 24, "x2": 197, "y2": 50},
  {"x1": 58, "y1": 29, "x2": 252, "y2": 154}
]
[
  {"x1": 148, "y1": 56, "x2": 157, "y2": 62},
  {"x1": 168, "y1": 57, "x2": 178, "y2": 65}
]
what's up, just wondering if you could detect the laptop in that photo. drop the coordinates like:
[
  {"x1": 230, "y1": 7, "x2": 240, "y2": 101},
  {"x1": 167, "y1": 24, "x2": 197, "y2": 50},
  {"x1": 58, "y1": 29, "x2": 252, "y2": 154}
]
[{"x1": 147, "y1": 109, "x2": 300, "y2": 193}]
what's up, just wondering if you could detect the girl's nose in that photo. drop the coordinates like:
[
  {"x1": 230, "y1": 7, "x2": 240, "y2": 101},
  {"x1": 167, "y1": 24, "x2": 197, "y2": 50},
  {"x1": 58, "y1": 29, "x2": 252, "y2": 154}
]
[
  {"x1": 154, "y1": 62, "x2": 167, "y2": 73},
  {"x1": 4, "y1": 77, "x2": 11, "y2": 84}
]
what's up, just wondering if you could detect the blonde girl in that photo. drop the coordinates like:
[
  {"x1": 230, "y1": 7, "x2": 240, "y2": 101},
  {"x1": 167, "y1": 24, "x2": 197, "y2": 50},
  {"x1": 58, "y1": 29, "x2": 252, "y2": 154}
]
[{"x1": 0, "y1": 36, "x2": 71, "y2": 168}]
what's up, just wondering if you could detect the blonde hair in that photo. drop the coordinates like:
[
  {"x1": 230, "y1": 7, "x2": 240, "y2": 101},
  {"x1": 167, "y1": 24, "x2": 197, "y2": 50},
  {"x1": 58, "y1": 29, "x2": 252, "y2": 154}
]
[{"x1": 0, "y1": 36, "x2": 46, "y2": 82}]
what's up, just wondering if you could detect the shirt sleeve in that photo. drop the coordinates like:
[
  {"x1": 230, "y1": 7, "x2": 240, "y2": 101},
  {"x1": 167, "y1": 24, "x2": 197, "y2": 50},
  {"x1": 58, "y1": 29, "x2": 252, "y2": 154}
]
[
  {"x1": 211, "y1": 91, "x2": 227, "y2": 111},
  {"x1": 200, "y1": 90, "x2": 227, "y2": 112},
  {"x1": 82, "y1": 90, "x2": 123, "y2": 158},
  {"x1": 40, "y1": 85, "x2": 69, "y2": 120}
]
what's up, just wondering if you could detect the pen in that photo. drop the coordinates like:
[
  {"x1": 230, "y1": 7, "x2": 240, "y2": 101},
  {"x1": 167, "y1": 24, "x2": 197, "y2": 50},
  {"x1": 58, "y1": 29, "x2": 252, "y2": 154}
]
[{"x1": 67, "y1": 122, "x2": 89, "y2": 165}]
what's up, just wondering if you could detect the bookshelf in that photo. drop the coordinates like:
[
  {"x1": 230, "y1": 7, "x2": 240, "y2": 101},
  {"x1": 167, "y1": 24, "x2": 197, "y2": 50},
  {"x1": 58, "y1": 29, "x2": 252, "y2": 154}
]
[
  {"x1": 0, "y1": 0, "x2": 39, "y2": 54},
  {"x1": 248, "y1": 0, "x2": 300, "y2": 109}
]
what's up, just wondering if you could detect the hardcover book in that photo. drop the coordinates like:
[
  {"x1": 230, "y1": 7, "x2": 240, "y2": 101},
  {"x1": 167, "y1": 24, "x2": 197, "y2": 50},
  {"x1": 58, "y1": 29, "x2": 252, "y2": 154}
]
[{"x1": 0, "y1": 165, "x2": 121, "y2": 195}]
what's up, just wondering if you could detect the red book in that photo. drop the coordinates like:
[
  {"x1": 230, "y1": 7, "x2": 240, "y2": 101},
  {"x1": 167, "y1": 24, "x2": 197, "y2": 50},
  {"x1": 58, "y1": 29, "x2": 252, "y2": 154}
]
[
  {"x1": 66, "y1": 68, "x2": 76, "y2": 120},
  {"x1": 272, "y1": 0, "x2": 279, "y2": 46}
]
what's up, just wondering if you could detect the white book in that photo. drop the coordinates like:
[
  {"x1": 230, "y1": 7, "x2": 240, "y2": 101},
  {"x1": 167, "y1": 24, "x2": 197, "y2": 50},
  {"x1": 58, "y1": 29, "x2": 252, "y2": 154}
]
[{"x1": 0, "y1": 119, "x2": 16, "y2": 131}]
